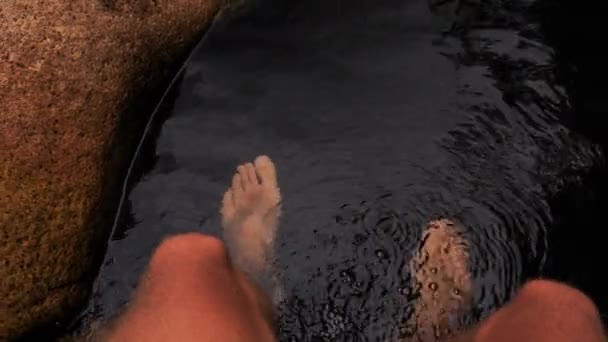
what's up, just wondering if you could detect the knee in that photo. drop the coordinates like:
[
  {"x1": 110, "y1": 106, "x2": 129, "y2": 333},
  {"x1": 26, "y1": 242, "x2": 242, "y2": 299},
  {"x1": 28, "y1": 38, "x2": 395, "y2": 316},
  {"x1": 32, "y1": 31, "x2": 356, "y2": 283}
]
[
  {"x1": 149, "y1": 233, "x2": 231, "y2": 271},
  {"x1": 519, "y1": 279, "x2": 600, "y2": 318}
]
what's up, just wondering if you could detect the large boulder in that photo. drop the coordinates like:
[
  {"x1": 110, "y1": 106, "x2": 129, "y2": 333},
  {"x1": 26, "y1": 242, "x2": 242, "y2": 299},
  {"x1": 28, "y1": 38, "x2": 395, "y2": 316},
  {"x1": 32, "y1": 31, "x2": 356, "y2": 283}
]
[{"x1": 0, "y1": 0, "x2": 220, "y2": 339}]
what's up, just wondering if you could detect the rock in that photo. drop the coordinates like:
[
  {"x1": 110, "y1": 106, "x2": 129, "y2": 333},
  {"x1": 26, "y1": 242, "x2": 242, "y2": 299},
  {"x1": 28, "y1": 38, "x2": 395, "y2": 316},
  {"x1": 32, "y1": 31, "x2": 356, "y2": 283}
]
[{"x1": 0, "y1": 0, "x2": 220, "y2": 339}]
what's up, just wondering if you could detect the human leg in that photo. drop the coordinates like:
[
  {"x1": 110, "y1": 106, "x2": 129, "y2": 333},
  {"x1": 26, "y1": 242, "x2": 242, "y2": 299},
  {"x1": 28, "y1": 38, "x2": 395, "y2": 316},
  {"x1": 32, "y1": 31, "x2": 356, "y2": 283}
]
[
  {"x1": 104, "y1": 155, "x2": 282, "y2": 341},
  {"x1": 451, "y1": 279, "x2": 606, "y2": 342},
  {"x1": 104, "y1": 233, "x2": 276, "y2": 342}
]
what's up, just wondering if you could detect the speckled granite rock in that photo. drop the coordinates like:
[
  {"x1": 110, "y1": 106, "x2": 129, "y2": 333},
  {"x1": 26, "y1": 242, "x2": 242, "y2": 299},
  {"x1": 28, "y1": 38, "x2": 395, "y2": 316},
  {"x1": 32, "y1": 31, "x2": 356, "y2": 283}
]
[{"x1": 0, "y1": 0, "x2": 219, "y2": 339}]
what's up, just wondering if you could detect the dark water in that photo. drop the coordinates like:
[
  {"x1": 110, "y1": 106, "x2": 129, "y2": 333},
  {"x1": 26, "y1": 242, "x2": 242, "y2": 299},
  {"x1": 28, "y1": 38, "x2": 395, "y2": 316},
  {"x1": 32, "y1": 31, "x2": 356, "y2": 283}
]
[
  {"x1": 532, "y1": 0, "x2": 608, "y2": 325},
  {"x1": 81, "y1": 0, "x2": 606, "y2": 340}
]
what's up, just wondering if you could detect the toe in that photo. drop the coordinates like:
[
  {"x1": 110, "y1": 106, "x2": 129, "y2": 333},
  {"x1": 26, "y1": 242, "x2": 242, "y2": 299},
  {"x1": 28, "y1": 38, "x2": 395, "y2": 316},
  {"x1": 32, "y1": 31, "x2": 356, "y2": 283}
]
[
  {"x1": 220, "y1": 189, "x2": 236, "y2": 218},
  {"x1": 254, "y1": 155, "x2": 278, "y2": 188},
  {"x1": 237, "y1": 165, "x2": 249, "y2": 188},
  {"x1": 232, "y1": 173, "x2": 243, "y2": 196},
  {"x1": 245, "y1": 163, "x2": 258, "y2": 185}
]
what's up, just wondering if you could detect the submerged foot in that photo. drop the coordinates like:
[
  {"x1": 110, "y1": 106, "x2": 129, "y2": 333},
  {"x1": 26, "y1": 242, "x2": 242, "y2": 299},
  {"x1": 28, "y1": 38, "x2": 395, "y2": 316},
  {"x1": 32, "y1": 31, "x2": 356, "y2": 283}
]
[
  {"x1": 220, "y1": 155, "x2": 282, "y2": 289},
  {"x1": 405, "y1": 219, "x2": 472, "y2": 341}
]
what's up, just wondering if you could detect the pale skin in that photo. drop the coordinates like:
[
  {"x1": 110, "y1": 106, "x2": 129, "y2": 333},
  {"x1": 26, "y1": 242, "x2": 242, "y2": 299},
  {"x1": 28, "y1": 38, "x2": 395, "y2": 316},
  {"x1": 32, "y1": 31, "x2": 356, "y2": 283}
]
[{"x1": 105, "y1": 155, "x2": 606, "y2": 342}]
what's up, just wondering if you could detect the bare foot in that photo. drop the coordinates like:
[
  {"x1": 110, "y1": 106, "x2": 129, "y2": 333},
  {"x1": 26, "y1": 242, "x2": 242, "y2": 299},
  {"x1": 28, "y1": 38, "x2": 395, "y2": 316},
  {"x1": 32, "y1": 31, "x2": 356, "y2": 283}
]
[
  {"x1": 405, "y1": 219, "x2": 473, "y2": 341},
  {"x1": 220, "y1": 155, "x2": 282, "y2": 301}
]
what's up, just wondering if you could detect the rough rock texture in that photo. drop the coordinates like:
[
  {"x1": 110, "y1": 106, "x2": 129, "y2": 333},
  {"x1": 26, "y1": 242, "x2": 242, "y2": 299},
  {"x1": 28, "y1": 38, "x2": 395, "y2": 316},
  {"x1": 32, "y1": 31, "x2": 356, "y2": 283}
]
[{"x1": 0, "y1": 0, "x2": 220, "y2": 339}]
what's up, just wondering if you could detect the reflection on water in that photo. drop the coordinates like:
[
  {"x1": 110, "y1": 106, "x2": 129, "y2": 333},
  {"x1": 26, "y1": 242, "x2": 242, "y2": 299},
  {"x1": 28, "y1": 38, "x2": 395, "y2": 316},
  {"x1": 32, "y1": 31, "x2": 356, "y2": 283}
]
[{"x1": 84, "y1": 0, "x2": 605, "y2": 340}]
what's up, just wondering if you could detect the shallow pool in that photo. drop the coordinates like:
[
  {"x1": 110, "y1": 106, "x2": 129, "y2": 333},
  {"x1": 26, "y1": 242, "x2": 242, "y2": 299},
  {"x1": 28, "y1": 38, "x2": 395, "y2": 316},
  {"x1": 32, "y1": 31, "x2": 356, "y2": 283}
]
[{"x1": 82, "y1": 0, "x2": 606, "y2": 340}]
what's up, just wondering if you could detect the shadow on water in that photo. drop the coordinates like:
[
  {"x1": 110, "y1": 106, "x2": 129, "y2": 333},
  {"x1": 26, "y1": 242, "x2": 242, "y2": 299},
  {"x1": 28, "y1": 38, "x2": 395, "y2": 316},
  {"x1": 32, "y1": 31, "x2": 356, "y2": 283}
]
[
  {"x1": 109, "y1": 74, "x2": 186, "y2": 242},
  {"x1": 533, "y1": 0, "x2": 608, "y2": 324},
  {"x1": 79, "y1": 0, "x2": 607, "y2": 340}
]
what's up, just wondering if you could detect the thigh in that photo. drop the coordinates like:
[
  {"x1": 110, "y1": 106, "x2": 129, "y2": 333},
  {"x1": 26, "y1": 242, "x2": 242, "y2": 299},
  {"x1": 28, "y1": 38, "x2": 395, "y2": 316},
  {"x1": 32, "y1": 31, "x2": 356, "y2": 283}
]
[{"x1": 105, "y1": 233, "x2": 276, "y2": 342}]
